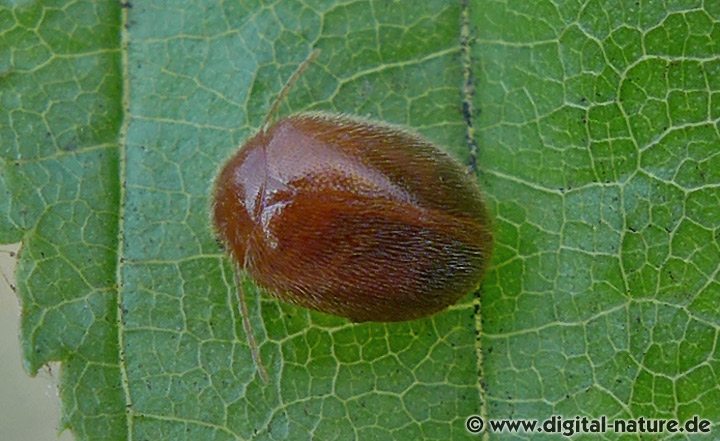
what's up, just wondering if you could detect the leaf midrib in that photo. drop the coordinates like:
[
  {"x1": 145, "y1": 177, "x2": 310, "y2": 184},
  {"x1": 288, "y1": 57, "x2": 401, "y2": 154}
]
[
  {"x1": 460, "y1": 0, "x2": 489, "y2": 431},
  {"x1": 116, "y1": 4, "x2": 134, "y2": 440}
]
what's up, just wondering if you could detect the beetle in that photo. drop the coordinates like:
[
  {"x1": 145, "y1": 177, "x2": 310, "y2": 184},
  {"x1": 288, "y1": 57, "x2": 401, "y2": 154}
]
[{"x1": 212, "y1": 50, "x2": 492, "y2": 382}]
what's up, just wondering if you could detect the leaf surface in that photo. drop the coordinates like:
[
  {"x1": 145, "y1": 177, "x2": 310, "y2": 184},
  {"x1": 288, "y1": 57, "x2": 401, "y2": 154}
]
[
  {"x1": 0, "y1": 1, "x2": 718, "y2": 440},
  {"x1": 474, "y1": 1, "x2": 720, "y2": 439}
]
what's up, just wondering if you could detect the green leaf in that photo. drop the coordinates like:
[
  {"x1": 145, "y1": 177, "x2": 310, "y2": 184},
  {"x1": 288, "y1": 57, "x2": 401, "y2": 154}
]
[
  {"x1": 473, "y1": 0, "x2": 720, "y2": 438},
  {"x1": 1, "y1": 1, "x2": 718, "y2": 441}
]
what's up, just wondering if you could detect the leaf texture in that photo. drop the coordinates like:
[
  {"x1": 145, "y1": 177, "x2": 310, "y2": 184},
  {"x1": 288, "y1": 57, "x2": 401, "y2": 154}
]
[{"x1": 0, "y1": 1, "x2": 718, "y2": 440}]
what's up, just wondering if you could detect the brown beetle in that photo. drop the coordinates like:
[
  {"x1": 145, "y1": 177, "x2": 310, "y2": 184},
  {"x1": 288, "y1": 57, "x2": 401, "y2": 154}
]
[{"x1": 212, "y1": 51, "x2": 492, "y2": 381}]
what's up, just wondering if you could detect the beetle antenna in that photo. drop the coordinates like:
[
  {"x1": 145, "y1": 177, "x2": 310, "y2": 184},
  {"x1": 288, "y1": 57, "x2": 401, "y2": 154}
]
[
  {"x1": 262, "y1": 48, "x2": 320, "y2": 132},
  {"x1": 235, "y1": 270, "x2": 269, "y2": 383}
]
